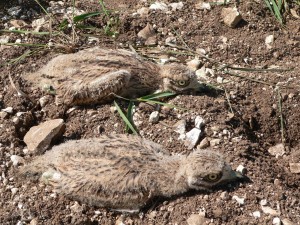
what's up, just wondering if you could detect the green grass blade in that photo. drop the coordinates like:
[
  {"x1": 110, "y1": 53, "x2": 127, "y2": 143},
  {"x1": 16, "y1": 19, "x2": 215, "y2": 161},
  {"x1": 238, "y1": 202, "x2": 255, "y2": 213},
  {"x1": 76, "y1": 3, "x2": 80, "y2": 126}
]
[
  {"x1": 33, "y1": 0, "x2": 49, "y2": 15},
  {"x1": 99, "y1": 0, "x2": 110, "y2": 17},
  {"x1": 114, "y1": 101, "x2": 138, "y2": 135},
  {"x1": 0, "y1": 29, "x2": 55, "y2": 35},
  {"x1": 139, "y1": 91, "x2": 176, "y2": 100},
  {"x1": 1, "y1": 43, "x2": 47, "y2": 47},
  {"x1": 270, "y1": 0, "x2": 283, "y2": 23},
  {"x1": 73, "y1": 12, "x2": 101, "y2": 23},
  {"x1": 125, "y1": 101, "x2": 134, "y2": 133}
]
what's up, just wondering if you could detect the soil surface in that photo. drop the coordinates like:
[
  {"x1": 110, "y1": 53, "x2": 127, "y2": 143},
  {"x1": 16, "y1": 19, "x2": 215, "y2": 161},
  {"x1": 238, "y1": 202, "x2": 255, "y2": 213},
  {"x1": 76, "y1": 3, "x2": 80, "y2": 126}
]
[{"x1": 0, "y1": 0, "x2": 300, "y2": 224}]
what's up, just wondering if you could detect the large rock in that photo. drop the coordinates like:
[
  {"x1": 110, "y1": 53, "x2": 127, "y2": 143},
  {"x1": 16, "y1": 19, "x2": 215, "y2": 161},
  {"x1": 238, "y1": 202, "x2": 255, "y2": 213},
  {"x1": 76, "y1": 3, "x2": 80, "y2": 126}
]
[{"x1": 24, "y1": 119, "x2": 65, "y2": 154}]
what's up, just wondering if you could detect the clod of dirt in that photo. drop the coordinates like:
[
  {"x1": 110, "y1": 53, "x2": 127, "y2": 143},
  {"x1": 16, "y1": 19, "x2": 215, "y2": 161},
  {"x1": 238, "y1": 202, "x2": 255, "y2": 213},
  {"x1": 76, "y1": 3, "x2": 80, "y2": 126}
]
[{"x1": 23, "y1": 119, "x2": 66, "y2": 154}]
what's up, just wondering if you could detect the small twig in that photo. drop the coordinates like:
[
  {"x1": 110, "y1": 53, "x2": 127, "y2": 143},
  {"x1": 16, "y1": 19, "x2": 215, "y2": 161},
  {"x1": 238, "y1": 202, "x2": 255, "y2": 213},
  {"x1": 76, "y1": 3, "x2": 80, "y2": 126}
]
[
  {"x1": 222, "y1": 84, "x2": 234, "y2": 114},
  {"x1": 276, "y1": 87, "x2": 285, "y2": 143},
  {"x1": 8, "y1": 72, "x2": 35, "y2": 103},
  {"x1": 172, "y1": 28, "x2": 191, "y2": 51},
  {"x1": 223, "y1": 71, "x2": 276, "y2": 86}
]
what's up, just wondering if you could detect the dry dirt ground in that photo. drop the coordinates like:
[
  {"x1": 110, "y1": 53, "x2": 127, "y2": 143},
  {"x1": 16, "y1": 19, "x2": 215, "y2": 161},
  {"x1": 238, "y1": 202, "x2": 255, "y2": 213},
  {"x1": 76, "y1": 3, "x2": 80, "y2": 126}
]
[{"x1": 0, "y1": 0, "x2": 300, "y2": 224}]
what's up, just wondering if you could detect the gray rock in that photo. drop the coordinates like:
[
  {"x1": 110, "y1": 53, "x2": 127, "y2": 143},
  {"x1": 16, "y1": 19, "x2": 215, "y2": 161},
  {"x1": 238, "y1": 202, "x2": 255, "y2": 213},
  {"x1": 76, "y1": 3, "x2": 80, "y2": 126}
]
[
  {"x1": 173, "y1": 119, "x2": 186, "y2": 135},
  {"x1": 23, "y1": 119, "x2": 65, "y2": 154},
  {"x1": 185, "y1": 128, "x2": 201, "y2": 149},
  {"x1": 149, "y1": 111, "x2": 160, "y2": 123}
]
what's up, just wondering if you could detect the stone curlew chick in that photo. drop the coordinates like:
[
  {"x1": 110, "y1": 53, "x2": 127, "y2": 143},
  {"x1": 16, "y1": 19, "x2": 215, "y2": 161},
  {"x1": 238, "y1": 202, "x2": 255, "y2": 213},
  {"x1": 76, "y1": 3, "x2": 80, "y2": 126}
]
[
  {"x1": 19, "y1": 134, "x2": 241, "y2": 212},
  {"x1": 23, "y1": 48, "x2": 204, "y2": 107}
]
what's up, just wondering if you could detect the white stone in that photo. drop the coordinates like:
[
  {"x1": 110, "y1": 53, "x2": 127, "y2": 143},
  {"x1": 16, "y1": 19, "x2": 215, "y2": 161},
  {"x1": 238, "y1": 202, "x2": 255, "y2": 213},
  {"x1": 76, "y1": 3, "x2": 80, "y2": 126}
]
[
  {"x1": 169, "y1": 2, "x2": 184, "y2": 11},
  {"x1": 289, "y1": 163, "x2": 300, "y2": 174},
  {"x1": 261, "y1": 206, "x2": 279, "y2": 216},
  {"x1": 252, "y1": 211, "x2": 261, "y2": 218},
  {"x1": 210, "y1": 138, "x2": 221, "y2": 146},
  {"x1": 149, "y1": 2, "x2": 168, "y2": 11},
  {"x1": 2, "y1": 107, "x2": 13, "y2": 114},
  {"x1": 260, "y1": 199, "x2": 268, "y2": 206},
  {"x1": 149, "y1": 111, "x2": 160, "y2": 123},
  {"x1": 10, "y1": 155, "x2": 24, "y2": 166},
  {"x1": 265, "y1": 35, "x2": 274, "y2": 49},
  {"x1": 236, "y1": 164, "x2": 246, "y2": 175},
  {"x1": 174, "y1": 119, "x2": 186, "y2": 135},
  {"x1": 217, "y1": 76, "x2": 223, "y2": 83},
  {"x1": 185, "y1": 128, "x2": 201, "y2": 150},
  {"x1": 232, "y1": 195, "x2": 245, "y2": 205},
  {"x1": 11, "y1": 187, "x2": 18, "y2": 195},
  {"x1": 0, "y1": 35, "x2": 10, "y2": 44},
  {"x1": 195, "y1": 2, "x2": 211, "y2": 10},
  {"x1": 268, "y1": 143, "x2": 285, "y2": 157},
  {"x1": 272, "y1": 217, "x2": 281, "y2": 225},
  {"x1": 195, "y1": 116, "x2": 205, "y2": 129}
]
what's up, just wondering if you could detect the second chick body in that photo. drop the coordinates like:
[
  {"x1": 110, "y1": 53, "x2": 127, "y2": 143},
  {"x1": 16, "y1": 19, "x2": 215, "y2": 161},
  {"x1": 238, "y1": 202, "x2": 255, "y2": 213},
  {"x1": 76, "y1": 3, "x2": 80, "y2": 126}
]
[{"x1": 20, "y1": 134, "x2": 240, "y2": 211}]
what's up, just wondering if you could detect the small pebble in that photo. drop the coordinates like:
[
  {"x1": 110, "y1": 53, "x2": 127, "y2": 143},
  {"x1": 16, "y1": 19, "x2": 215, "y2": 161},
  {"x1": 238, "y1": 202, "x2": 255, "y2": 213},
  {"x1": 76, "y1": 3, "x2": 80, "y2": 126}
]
[
  {"x1": 185, "y1": 128, "x2": 202, "y2": 150},
  {"x1": 232, "y1": 195, "x2": 245, "y2": 205},
  {"x1": 236, "y1": 164, "x2": 247, "y2": 175},
  {"x1": 169, "y1": 2, "x2": 184, "y2": 11},
  {"x1": 149, "y1": 111, "x2": 159, "y2": 123},
  {"x1": 11, "y1": 187, "x2": 18, "y2": 196},
  {"x1": 252, "y1": 211, "x2": 261, "y2": 218},
  {"x1": 2, "y1": 107, "x2": 13, "y2": 114},
  {"x1": 260, "y1": 199, "x2": 268, "y2": 206},
  {"x1": 272, "y1": 217, "x2": 281, "y2": 225},
  {"x1": 265, "y1": 35, "x2": 274, "y2": 49},
  {"x1": 210, "y1": 138, "x2": 221, "y2": 146},
  {"x1": 10, "y1": 155, "x2": 25, "y2": 166},
  {"x1": 268, "y1": 143, "x2": 285, "y2": 157},
  {"x1": 173, "y1": 119, "x2": 186, "y2": 135},
  {"x1": 261, "y1": 206, "x2": 279, "y2": 216},
  {"x1": 195, "y1": 116, "x2": 205, "y2": 129},
  {"x1": 149, "y1": 2, "x2": 168, "y2": 11},
  {"x1": 289, "y1": 163, "x2": 300, "y2": 174}
]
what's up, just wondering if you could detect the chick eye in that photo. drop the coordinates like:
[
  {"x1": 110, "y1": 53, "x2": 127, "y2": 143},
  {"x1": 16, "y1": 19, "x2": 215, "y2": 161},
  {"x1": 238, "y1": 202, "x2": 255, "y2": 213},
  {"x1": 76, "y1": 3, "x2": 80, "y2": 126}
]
[
  {"x1": 178, "y1": 80, "x2": 188, "y2": 86},
  {"x1": 204, "y1": 173, "x2": 222, "y2": 182}
]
